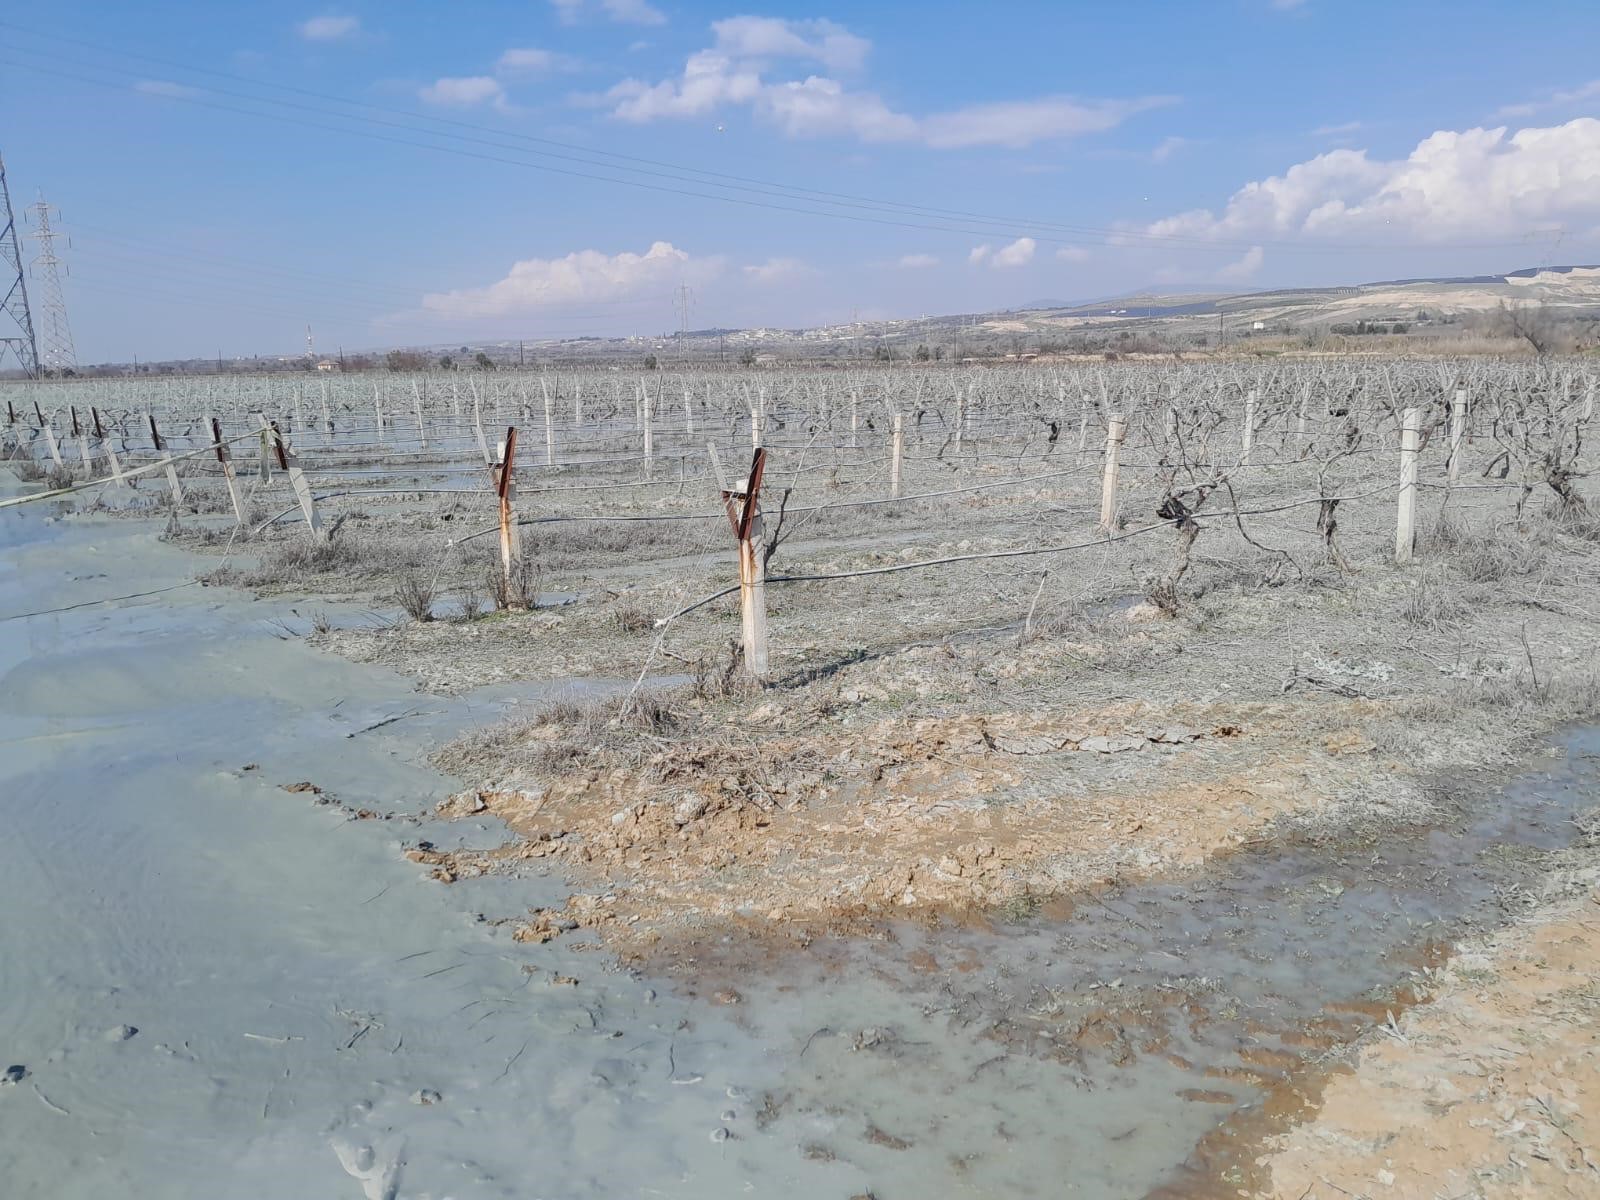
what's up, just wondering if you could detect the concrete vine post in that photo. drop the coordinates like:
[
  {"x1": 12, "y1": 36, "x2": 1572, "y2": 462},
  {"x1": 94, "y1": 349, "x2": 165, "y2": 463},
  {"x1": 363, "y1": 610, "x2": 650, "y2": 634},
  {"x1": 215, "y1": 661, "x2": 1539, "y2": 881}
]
[
  {"x1": 541, "y1": 378, "x2": 556, "y2": 467},
  {"x1": 1448, "y1": 388, "x2": 1465, "y2": 486},
  {"x1": 147, "y1": 414, "x2": 184, "y2": 506},
  {"x1": 40, "y1": 413, "x2": 64, "y2": 470},
  {"x1": 890, "y1": 411, "x2": 904, "y2": 498},
  {"x1": 718, "y1": 447, "x2": 769, "y2": 681},
  {"x1": 1242, "y1": 389, "x2": 1258, "y2": 465},
  {"x1": 211, "y1": 417, "x2": 245, "y2": 525},
  {"x1": 1100, "y1": 413, "x2": 1127, "y2": 533},
  {"x1": 271, "y1": 421, "x2": 323, "y2": 540},
  {"x1": 494, "y1": 426, "x2": 526, "y2": 609},
  {"x1": 1396, "y1": 407, "x2": 1420, "y2": 563},
  {"x1": 412, "y1": 382, "x2": 428, "y2": 451}
]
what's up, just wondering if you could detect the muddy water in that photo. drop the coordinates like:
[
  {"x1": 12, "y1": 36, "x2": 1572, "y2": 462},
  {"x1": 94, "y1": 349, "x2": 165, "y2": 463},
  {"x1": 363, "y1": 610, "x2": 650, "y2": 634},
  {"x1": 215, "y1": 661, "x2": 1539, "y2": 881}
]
[
  {"x1": 664, "y1": 733, "x2": 1599, "y2": 1197},
  {"x1": 0, "y1": 476, "x2": 835, "y2": 1199},
  {"x1": 5, "y1": 466, "x2": 1596, "y2": 1199}
]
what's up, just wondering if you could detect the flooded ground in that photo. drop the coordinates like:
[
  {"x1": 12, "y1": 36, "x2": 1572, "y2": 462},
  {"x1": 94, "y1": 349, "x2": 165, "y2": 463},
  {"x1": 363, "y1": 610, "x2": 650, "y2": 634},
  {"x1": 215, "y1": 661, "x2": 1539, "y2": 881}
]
[{"x1": 2, "y1": 466, "x2": 1596, "y2": 1199}]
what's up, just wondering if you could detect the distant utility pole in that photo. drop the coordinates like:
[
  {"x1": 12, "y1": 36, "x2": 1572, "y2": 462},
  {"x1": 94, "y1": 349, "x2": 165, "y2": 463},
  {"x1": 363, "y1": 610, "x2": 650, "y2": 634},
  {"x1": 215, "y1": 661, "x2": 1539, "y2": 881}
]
[
  {"x1": 0, "y1": 151, "x2": 39, "y2": 378},
  {"x1": 305, "y1": 324, "x2": 315, "y2": 359},
  {"x1": 26, "y1": 191, "x2": 75, "y2": 373},
  {"x1": 518, "y1": 339, "x2": 525, "y2": 368},
  {"x1": 674, "y1": 283, "x2": 695, "y2": 359}
]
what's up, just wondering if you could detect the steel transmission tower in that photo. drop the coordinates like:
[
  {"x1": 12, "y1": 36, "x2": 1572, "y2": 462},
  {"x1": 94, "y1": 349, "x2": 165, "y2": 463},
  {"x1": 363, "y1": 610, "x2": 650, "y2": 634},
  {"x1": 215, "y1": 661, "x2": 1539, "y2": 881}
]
[
  {"x1": 27, "y1": 192, "x2": 76, "y2": 373},
  {"x1": 0, "y1": 152, "x2": 39, "y2": 378}
]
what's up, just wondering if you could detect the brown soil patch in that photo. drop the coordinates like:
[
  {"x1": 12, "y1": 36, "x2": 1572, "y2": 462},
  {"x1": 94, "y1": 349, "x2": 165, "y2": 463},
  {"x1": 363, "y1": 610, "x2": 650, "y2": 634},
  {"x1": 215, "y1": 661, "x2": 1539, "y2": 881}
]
[{"x1": 1251, "y1": 882, "x2": 1600, "y2": 1199}]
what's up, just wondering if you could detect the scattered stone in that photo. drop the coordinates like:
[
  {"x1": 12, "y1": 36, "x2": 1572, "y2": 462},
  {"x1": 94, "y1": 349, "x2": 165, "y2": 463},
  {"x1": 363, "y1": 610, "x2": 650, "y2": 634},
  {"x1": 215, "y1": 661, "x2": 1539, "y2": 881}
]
[
  {"x1": 672, "y1": 792, "x2": 709, "y2": 826},
  {"x1": 104, "y1": 1025, "x2": 138, "y2": 1042},
  {"x1": 709, "y1": 1126, "x2": 731, "y2": 1143},
  {"x1": 712, "y1": 988, "x2": 742, "y2": 1006},
  {"x1": 3, "y1": 1064, "x2": 27, "y2": 1085},
  {"x1": 411, "y1": 1088, "x2": 442, "y2": 1106},
  {"x1": 281, "y1": 781, "x2": 322, "y2": 794}
]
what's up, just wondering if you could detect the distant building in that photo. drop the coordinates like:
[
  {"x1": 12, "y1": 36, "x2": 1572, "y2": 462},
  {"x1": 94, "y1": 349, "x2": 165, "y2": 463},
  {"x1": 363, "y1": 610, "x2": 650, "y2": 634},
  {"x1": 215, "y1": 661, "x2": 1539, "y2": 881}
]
[{"x1": 315, "y1": 359, "x2": 338, "y2": 372}]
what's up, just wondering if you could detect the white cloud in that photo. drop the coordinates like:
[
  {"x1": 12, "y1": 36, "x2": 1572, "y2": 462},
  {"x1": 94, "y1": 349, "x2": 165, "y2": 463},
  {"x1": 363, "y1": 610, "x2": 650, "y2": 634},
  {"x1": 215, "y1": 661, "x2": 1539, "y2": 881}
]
[
  {"x1": 134, "y1": 80, "x2": 202, "y2": 99},
  {"x1": 1494, "y1": 80, "x2": 1600, "y2": 120},
  {"x1": 497, "y1": 47, "x2": 578, "y2": 75},
  {"x1": 553, "y1": 0, "x2": 666, "y2": 26},
  {"x1": 297, "y1": 14, "x2": 359, "y2": 42},
  {"x1": 711, "y1": 16, "x2": 869, "y2": 72},
  {"x1": 743, "y1": 257, "x2": 814, "y2": 283},
  {"x1": 598, "y1": 18, "x2": 1172, "y2": 149},
  {"x1": 419, "y1": 76, "x2": 509, "y2": 110},
  {"x1": 1150, "y1": 135, "x2": 1190, "y2": 163},
  {"x1": 1216, "y1": 245, "x2": 1265, "y2": 282},
  {"x1": 968, "y1": 244, "x2": 992, "y2": 265},
  {"x1": 1143, "y1": 118, "x2": 1600, "y2": 243},
  {"x1": 421, "y1": 242, "x2": 713, "y2": 318},
  {"x1": 990, "y1": 237, "x2": 1037, "y2": 268},
  {"x1": 1055, "y1": 246, "x2": 1091, "y2": 262},
  {"x1": 896, "y1": 253, "x2": 939, "y2": 268}
]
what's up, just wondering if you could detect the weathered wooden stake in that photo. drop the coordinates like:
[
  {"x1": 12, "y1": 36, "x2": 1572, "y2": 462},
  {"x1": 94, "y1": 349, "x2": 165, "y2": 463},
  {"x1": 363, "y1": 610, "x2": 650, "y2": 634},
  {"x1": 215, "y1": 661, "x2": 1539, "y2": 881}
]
[
  {"x1": 494, "y1": 426, "x2": 525, "y2": 608},
  {"x1": 40, "y1": 417, "x2": 64, "y2": 470},
  {"x1": 1100, "y1": 413, "x2": 1126, "y2": 533},
  {"x1": 472, "y1": 388, "x2": 491, "y2": 465},
  {"x1": 412, "y1": 382, "x2": 428, "y2": 450},
  {"x1": 1396, "y1": 407, "x2": 1420, "y2": 563},
  {"x1": 541, "y1": 378, "x2": 556, "y2": 466},
  {"x1": 719, "y1": 447, "x2": 769, "y2": 680},
  {"x1": 1241, "y1": 389, "x2": 1258, "y2": 465}
]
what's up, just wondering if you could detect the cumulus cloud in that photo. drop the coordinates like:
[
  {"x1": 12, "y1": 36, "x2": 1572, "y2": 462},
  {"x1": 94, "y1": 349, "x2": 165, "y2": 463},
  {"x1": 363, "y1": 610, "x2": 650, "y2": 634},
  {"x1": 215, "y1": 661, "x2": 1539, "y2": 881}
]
[
  {"x1": 968, "y1": 244, "x2": 992, "y2": 265},
  {"x1": 297, "y1": 14, "x2": 359, "y2": 42},
  {"x1": 1216, "y1": 245, "x2": 1265, "y2": 281},
  {"x1": 553, "y1": 0, "x2": 666, "y2": 26},
  {"x1": 497, "y1": 47, "x2": 579, "y2": 75},
  {"x1": 419, "y1": 76, "x2": 509, "y2": 110},
  {"x1": 742, "y1": 257, "x2": 814, "y2": 283},
  {"x1": 1150, "y1": 135, "x2": 1190, "y2": 163},
  {"x1": 421, "y1": 242, "x2": 714, "y2": 319},
  {"x1": 134, "y1": 80, "x2": 202, "y2": 99},
  {"x1": 896, "y1": 253, "x2": 939, "y2": 268},
  {"x1": 1143, "y1": 118, "x2": 1600, "y2": 243},
  {"x1": 991, "y1": 237, "x2": 1037, "y2": 268},
  {"x1": 597, "y1": 17, "x2": 1171, "y2": 149}
]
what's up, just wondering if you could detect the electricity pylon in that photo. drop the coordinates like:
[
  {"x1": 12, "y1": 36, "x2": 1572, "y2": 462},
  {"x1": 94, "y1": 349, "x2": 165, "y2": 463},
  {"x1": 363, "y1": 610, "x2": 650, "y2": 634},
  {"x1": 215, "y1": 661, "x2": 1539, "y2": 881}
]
[
  {"x1": 0, "y1": 151, "x2": 38, "y2": 378},
  {"x1": 27, "y1": 193, "x2": 76, "y2": 373}
]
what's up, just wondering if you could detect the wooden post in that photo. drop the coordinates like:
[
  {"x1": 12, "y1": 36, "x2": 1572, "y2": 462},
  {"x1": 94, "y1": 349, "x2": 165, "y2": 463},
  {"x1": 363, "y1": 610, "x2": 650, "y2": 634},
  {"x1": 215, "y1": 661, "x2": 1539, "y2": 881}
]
[
  {"x1": 413, "y1": 381, "x2": 428, "y2": 450},
  {"x1": 953, "y1": 388, "x2": 965, "y2": 454},
  {"x1": 1448, "y1": 389, "x2": 1465, "y2": 486},
  {"x1": 495, "y1": 426, "x2": 525, "y2": 608},
  {"x1": 212, "y1": 417, "x2": 244, "y2": 525},
  {"x1": 719, "y1": 448, "x2": 769, "y2": 680},
  {"x1": 850, "y1": 388, "x2": 859, "y2": 450},
  {"x1": 254, "y1": 415, "x2": 273, "y2": 482},
  {"x1": 1242, "y1": 389, "x2": 1257, "y2": 465},
  {"x1": 1077, "y1": 398, "x2": 1091, "y2": 461},
  {"x1": 890, "y1": 411, "x2": 904, "y2": 498},
  {"x1": 1100, "y1": 413, "x2": 1126, "y2": 533},
  {"x1": 682, "y1": 386, "x2": 694, "y2": 438},
  {"x1": 320, "y1": 380, "x2": 333, "y2": 433},
  {"x1": 103, "y1": 429, "x2": 129, "y2": 490},
  {"x1": 148, "y1": 414, "x2": 184, "y2": 506},
  {"x1": 1396, "y1": 407, "x2": 1420, "y2": 564}
]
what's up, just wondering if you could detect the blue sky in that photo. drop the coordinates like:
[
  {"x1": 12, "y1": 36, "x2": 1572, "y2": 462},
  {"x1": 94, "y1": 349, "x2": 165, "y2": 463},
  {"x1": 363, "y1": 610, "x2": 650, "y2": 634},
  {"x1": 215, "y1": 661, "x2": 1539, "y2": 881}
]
[{"x1": 3, "y1": 0, "x2": 1599, "y2": 362}]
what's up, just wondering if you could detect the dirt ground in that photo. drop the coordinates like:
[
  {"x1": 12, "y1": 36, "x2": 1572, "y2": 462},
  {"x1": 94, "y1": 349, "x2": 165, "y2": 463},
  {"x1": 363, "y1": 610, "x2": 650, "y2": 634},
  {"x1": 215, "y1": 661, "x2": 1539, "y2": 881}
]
[
  {"x1": 1253, "y1": 852, "x2": 1600, "y2": 1199},
  {"x1": 24, "y1": 363, "x2": 1600, "y2": 1197}
]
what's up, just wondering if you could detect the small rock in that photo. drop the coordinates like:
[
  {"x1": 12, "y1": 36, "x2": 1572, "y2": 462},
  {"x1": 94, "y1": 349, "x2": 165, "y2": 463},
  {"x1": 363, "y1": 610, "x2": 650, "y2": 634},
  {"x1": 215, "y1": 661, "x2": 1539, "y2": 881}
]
[
  {"x1": 104, "y1": 1025, "x2": 138, "y2": 1042},
  {"x1": 673, "y1": 793, "x2": 709, "y2": 826},
  {"x1": 709, "y1": 1127, "x2": 731, "y2": 1143},
  {"x1": 2, "y1": 1064, "x2": 27, "y2": 1085},
  {"x1": 411, "y1": 1088, "x2": 442, "y2": 1106}
]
